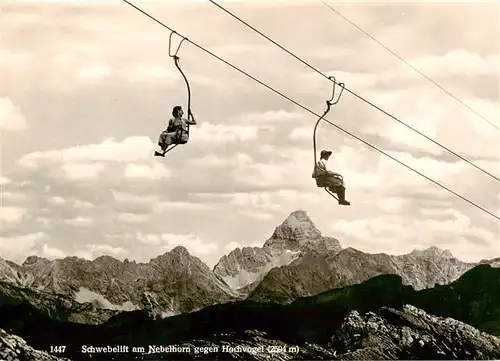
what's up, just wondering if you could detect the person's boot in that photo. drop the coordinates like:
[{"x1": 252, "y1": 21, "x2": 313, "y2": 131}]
[
  {"x1": 337, "y1": 187, "x2": 351, "y2": 206},
  {"x1": 154, "y1": 148, "x2": 166, "y2": 157}
]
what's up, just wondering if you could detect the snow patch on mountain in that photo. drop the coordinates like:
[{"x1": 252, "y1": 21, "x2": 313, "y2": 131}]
[
  {"x1": 222, "y1": 250, "x2": 301, "y2": 290},
  {"x1": 74, "y1": 287, "x2": 139, "y2": 311},
  {"x1": 213, "y1": 210, "x2": 341, "y2": 291}
]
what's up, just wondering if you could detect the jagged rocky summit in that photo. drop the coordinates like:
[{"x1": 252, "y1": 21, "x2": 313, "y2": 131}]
[
  {"x1": 1, "y1": 209, "x2": 498, "y2": 323},
  {"x1": 160, "y1": 304, "x2": 500, "y2": 361},
  {"x1": 328, "y1": 304, "x2": 500, "y2": 360},
  {"x1": 213, "y1": 210, "x2": 487, "y2": 303},
  {"x1": 0, "y1": 264, "x2": 499, "y2": 360},
  {"x1": 0, "y1": 245, "x2": 238, "y2": 320},
  {"x1": 247, "y1": 245, "x2": 479, "y2": 303},
  {"x1": 213, "y1": 210, "x2": 342, "y2": 290}
]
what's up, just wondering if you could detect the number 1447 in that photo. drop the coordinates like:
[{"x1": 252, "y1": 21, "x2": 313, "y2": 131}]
[{"x1": 50, "y1": 346, "x2": 66, "y2": 353}]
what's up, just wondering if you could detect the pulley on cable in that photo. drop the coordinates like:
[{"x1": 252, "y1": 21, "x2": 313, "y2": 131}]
[
  {"x1": 154, "y1": 31, "x2": 197, "y2": 157},
  {"x1": 311, "y1": 76, "x2": 350, "y2": 206}
]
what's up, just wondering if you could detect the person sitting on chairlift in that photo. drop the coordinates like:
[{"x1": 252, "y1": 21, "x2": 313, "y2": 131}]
[
  {"x1": 312, "y1": 150, "x2": 351, "y2": 206},
  {"x1": 154, "y1": 105, "x2": 197, "y2": 157}
]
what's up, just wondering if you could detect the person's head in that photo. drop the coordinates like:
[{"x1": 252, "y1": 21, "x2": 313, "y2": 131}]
[
  {"x1": 320, "y1": 150, "x2": 332, "y2": 160},
  {"x1": 172, "y1": 105, "x2": 183, "y2": 118}
]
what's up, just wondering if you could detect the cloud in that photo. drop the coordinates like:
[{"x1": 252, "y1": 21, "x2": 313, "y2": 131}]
[
  {"x1": 186, "y1": 154, "x2": 228, "y2": 168},
  {"x1": 0, "y1": 177, "x2": 11, "y2": 185},
  {"x1": 132, "y1": 232, "x2": 221, "y2": 267},
  {"x1": 0, "y1": 232, "x2": 48, "y2": 264},
  {"x1": 116, "y1": 213, "x2": 150, "y2": 224},
  {"x1": 48, "y1": 196, "x2": 66, "y2": 205},
  {"x1": 330, "y1": 208, "x2": 498, "y2": 262},
  {"x1": 110, "y1": 190, "x2": 209, "y2": 215},
  {"x1": 239, "y1": 210, "x2": 275, "y2": 221},
  {"x1": 2, "y1": 2, "x2": 498, "y2": 268},
  {"x1": 125, "y1": 64, "x2": 178, "y2": 82},
  {"x1": 41, "y1": 243, "x2": 67, "y2": 259},
  {"x1": 124, "y1": 163, "x2": 170, "y2": 179},
  {"x1": 372, "y1": 150, "x2": 498, "y2": 197},
  {"x1": 136, "y1": 233, "x2": 162, "y2": 246},
  {"x1": 0, "y1": 207, "x2": 26, "y2": 225},
  {"x1": 1, "y1": 192, "x2": 27, "y2": 202},
  {"x1": 230, "y1": 148, "x2": 314, "y2": 189},
  {"x1": 34, "y1": 217, "x2": 51, "y2": 228},
  {"x1": 186, "y1": 152, "x2": 253, "y2": 169},
  {"x1": 154, "y1": 201, "x2": 209, "y2": 212},
  {"x1": 112, "y1": 190, "x2": 155, "y2": 204},
  {"x1": 61, "y1": 163, "x2": 105, "y2": 180},
  {"x1": 16, "y1": 137, "x2": 166, "y2": 184},
  {"x1": 0, "y1": 50, "x2": 29, "y2": 68},
  {"x1": 53, "y1": 53, "x2": 77, "y2": 68},
  {"x1": 195, "y1": 122, "x2": 274, "y2": 142},
  {"x1": 358, "y1": 89, "x2": 500, "y2": 159},
  {"x1": 228, "y1": 192, "x2": 281, "y2": 211},
  {"x1": 111, "y1": 191, "x2": 205, "y2": 213},
  {"x1": 405, "y1": 51, "x2": 499, "y2": 78},
  {"x1": 137, "y1": 232, "x2": 218, "y2": 257},
  {"x1": 192, "y1": 189, "x2": 324, "y2": 214},
  {"x1": 64, "y1": 217, "x2": 93, "y2": 227},
  {"x1": 0, "y1": 98, "x2": 28, "y2": 131},
  {"x1": 236, "y1": 110, "x2": 303, "y2": 124},
  {"x1": 289, "y1": 126, "x2": 310, "y2": 140},
  {"x1": 72, "y1": 198, "x2": 95, "y2": 209},
  {"x1": 86, "y1": 243, "x2": 125, "y2": 256},
  {"x1": 18, "y1": 137, "x2": 154, "y2": 167},
  {"x1": 314, "y1": 50, "x2": 500, "y2": 91},
  {"x1": 75, "y1": 62, "x2": 111, "y2": 82}
]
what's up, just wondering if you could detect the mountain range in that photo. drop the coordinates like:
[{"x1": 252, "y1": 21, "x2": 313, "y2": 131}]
[
  {"x1": 1, "y1": 210, "x2": 495, "y2": 317},
  {"x1": 0, "y1": 209, "x2": 499, "y2": 360},
  {"x1": 0, "y1": 265, "x2": 499, "y2": 360}
]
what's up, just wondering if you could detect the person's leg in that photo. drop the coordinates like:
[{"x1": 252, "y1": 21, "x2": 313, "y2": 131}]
[
  {"x1": 327, "y1": 184, "x2": 350, "y2": 205},
  {"x1": 154, "y1": 131, "x2": 175, "y2": 156},
  {"x1": 154, "y1": 131, "x2": 167, "y2": 156},
  {"x1": 158, "y1": 131, "x2": 166, "y2": 147},
  {"x1": 336, "y1": 186, "x2": 350, "y2": 205}
]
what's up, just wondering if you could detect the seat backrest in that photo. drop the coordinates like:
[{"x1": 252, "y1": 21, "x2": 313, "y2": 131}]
[{"x1": 315, "y1": 177, "x2": 327, "y2": 188}]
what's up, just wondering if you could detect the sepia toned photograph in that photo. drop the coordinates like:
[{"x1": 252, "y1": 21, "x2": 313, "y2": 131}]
[{"x1": 1, "y1": 0, "x2": 499, "y2": 360}]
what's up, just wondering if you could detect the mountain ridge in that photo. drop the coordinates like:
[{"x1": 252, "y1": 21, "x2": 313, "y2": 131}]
[
  {"x1": 0, "y1": 264, "x2": 498, "y2": 360},
  {"x1": 1, "y1": 209, "x2": 497, "y2": 318},
  {"x1": 1, "y1": 245, "x2": 239, "y2": 319}
]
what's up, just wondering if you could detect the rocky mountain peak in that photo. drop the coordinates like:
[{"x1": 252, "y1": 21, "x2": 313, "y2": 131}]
[
  {"x1": 480, "y1": 257, "x2": 500, "y2": 267},
  {"x1": 0, "y1": 244, "x2": 237, "y2": 318},
  {"x1": 152, "y1": 245, "x2": 191, "y2": 262},
  {"x1": 22, "y1": 256, "x2": 50, "y2": 266},
  {"x1": 170, "y1": 245, "x2": 190, "y2": 256},
  {"x1": 148, "y1": 245, "x2": 214, "y2": 280},
  {"x1": 93, "y1": 255, "x2": 120, "y2": 265},
  {"x1": 213, "y1": 210, "x2": 343, "y2": 291},
  {"x1": 410, "y1": 246, "x2": 454, "y2": 259},
  {"x1": 264, "y1": 210, "x2": 321, "y2": 251}
]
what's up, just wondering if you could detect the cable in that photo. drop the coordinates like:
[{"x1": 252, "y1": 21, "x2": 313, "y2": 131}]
[
  {"x1": 121, "y1": 0, "x2": 500, "y2": 221},
  {"x1": 319, "y1": 0, "x2": 498, "y2": 131},
  {"x1": 207, "y1": 0, "x2": 500, "y2": 184}
]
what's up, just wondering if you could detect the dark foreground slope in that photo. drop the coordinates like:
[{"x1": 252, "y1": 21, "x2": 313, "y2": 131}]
[
  {"x1": 0, "y1": 281, "x2": 119, "y2": 324},
  {"x1": 0, "y1": 265, "x2": 498, "y2": 360}
]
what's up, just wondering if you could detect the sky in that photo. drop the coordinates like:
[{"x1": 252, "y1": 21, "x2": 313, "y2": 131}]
[{"x1": 1, "y1": 0, "x2": 499, "y2": 268}]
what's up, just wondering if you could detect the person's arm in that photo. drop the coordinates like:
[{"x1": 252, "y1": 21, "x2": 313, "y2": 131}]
[
  {"x1": 186, "y1": 110, "x2": 197, "y2": 125},
  {"x1": 323, "y1": 161, "x2": 341, "y2": 177},
  {"x1": 166, "y1": 118, "x2": 174, "y2": 132}
]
